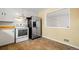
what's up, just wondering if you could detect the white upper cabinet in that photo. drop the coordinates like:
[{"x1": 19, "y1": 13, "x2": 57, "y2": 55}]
[
  {"x1": 0, "y1": 8, "x2": 16, "y2": 22},
  {"x1": 0, "y1": 8, "x2": 25, "y2": 22},
  {"x1": 13, "y1": 8, "x2": 23, "y2": 17},
  {"x1": 3, "y1": 8, "x2": 15, "y2": 18}
]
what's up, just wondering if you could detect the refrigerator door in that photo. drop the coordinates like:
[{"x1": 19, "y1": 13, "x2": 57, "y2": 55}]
[
  {"x1": 36, "y1": 18, "x2": 41, "y2": 36},
  {"x1": 32, "y1": 16, "x2": 41, "y2": 39}
]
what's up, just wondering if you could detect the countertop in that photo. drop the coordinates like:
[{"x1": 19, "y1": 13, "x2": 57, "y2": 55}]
[{"x1": 0, "y1": 26, "x2": 16, "y2": 29}]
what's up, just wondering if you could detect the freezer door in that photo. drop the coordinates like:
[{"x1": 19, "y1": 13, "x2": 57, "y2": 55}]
[{"x1": 32, "y1": 16, "x2": 41, "y2": 38}]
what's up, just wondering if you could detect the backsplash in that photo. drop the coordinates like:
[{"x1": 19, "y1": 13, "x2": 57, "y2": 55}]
[
  {"x1": 0, "y1": 19, "x2": 27, "y2": 28},
  {"x1": 0, "y1": 22, "x2": 14, "y2": 26}
]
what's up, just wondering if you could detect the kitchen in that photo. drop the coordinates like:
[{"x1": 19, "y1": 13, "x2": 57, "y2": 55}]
[
  {"x1": 0, "y1": 1, "x2": 78, "y2": 59},
  {"x1": 0, "y1": 8, "x2": 79, "y2": 50},
  {"x1": 0, "y1": 8, "x2": 42, "y2": 47}
]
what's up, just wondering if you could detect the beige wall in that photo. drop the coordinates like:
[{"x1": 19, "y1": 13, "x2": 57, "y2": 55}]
[{"x1": 38, "y1": 8, "x2": 79, "y2": 48}]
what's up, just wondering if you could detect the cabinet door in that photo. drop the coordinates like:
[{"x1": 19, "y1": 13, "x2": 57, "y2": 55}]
[
  {"x1": 0, "y1": 29, "x2": 15, "y2": 46},
  {"x1": 3, "y1": 8, "x2": 15, "y2": 19},
  {"x1": 0, "y1": 8, "x2": 4, "y2": 19},
  {"x1": 4, "y1": 8, "x2": 24, "y2": 18},
  {"x1": 13, "y1": 8, "x2": 23, "y2": 16},
  {"x1": 0, "y1": 8, "x2": 24, "y2": 22},
  {"x1": 0, "y1": 8, "x2": 15, "y2": 22}
]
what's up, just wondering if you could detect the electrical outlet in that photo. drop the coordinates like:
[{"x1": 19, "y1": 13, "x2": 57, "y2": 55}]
[{"x1": 64, "y1": 39, "x2": 69, "y2": 42}]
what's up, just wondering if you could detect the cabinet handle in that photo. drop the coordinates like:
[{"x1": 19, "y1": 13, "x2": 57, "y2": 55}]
[
  {"x1": 1, "y1": 12, "x2": 6, "y2": 16},
  {"x1": 2, "y1": 12, "x2": 3, "y2": 15}
]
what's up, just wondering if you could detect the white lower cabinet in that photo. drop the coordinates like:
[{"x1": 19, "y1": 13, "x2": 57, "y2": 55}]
[{"x1": 0, "y1": 29, "x2": 15, "y2": 46}]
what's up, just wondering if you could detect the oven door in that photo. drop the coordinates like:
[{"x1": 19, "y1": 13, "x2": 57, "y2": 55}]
[{"x1": 16, "y1": 28, "x2": 28, "y2": 39}]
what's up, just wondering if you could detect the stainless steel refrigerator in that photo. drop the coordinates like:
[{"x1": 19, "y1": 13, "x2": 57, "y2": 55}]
[{"x1": 27, "y1": 16, "x2": 42, "y2": 39}]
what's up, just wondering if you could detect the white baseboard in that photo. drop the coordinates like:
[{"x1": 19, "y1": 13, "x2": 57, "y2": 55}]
[{"x1": 43, "y1": 35, "x2": 79, "y2": 49}]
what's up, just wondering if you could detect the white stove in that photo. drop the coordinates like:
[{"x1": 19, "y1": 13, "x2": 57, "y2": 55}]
[
  {"x1": 16, "y1": 27, "x2": 29, "y2": 43},
  {"x1": 16, "y1": 23, "x2": 29, "y2": 43}
]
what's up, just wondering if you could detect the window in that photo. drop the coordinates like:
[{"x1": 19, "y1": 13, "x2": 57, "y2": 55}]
[{"x1": 46, "y1": 9, "x2": 70, "y2": 28}]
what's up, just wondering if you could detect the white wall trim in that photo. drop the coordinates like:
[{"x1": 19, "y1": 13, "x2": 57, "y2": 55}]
[{"x1": 43, "y1": 35, "x2": 79, "y2": 49}]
